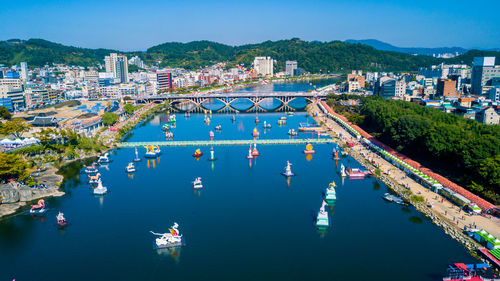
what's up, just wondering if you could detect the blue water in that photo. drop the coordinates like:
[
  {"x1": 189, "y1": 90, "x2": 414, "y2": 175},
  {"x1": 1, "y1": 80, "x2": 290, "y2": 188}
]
[{"x1": 0, "y1": 81, "x2": 477, "y2": 281}]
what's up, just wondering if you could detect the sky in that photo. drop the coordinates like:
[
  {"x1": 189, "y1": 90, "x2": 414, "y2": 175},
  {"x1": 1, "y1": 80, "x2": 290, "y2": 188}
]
[{"x1": 0, "y1": 0, "x2": 499, "y2": 51}]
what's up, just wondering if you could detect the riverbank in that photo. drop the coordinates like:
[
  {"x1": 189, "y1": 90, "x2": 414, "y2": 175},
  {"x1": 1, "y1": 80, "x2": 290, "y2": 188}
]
[
  {"x1": 308, "y1": 102, "x2": 500, "y2": 257},
  {"x1": 0, "y1": 165, "x2": 65, "y2": 217},
  {"x1": 0, "y1": 102, "x2": 165, "y2": 219}
]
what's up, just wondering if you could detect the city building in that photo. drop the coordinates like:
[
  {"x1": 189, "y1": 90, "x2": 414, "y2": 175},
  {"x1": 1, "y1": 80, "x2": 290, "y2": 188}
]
[
  {"x1": 20, "y1": 62, "x2": 28, "y2": 81},
  {"x1": 104, "y1": 53, "x2": 129, "y2": 83},
  {"x1": 157, "y1": 71, "x2": 172, "y2": 91},
  {"x1": 471, "y1": 57, "x2": 500, "y2": 96},
  {"x1": 436, "y1": 79, "x2": 458, "y2": 98},
  {"x1": 377, "y1": 78, "x2": 406, "y2": 99},
  {"x1": 5, "y1": 71, "x2": 20, "y2": 79},
  {"x1": 129, "y1": 56, "x2": 145, "y2": 69},
  {"x1": 476, "y1": 107, "x2": 500, "y2": 125},
  {"x1": 418, "y1": 63, "x2": 469, "y2": 79},
  {"x1": 253, "y1": 57, "x2": 273, "y2": 76},
  {"x1": 490, "y1": 87, "x2": 500, "y2": 103},
  {"x1": 285, "y1": 61, "x2": 297, "y2": 77},
  {"x1": 347, "y1": 70, "x2": 365, "y2": 92}
]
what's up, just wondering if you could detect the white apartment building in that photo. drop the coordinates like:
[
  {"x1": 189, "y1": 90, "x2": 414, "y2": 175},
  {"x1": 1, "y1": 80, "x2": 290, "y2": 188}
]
[
  {"x1": 104, "y1": 53, "x2": 129, "y2": 83},
  {"x1": 253, "y1": 57, "x2": 274, "y2": 76}
]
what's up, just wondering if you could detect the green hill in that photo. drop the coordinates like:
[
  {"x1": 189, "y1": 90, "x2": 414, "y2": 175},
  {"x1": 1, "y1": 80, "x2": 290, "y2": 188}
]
[{"x1": 1, "y1": 38, "x2": 499, "y2": 72}]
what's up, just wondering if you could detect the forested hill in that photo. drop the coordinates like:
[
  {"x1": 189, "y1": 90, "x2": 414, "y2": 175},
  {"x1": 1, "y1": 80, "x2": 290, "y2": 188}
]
[
  {"x1": 1, "y1": 38, "x2": 499, "y2": 72},
  {"x1": 0, "y1": 39, "x2": 117, "y2": 68}
]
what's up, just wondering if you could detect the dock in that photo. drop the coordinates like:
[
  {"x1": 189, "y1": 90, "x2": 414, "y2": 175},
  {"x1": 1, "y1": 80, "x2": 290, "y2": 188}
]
[{"x1": 118, "y1": 138, "x2": 332, "y2": 148}]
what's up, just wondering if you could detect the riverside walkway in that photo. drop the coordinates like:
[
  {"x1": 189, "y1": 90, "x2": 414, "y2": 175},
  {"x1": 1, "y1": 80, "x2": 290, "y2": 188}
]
[{"x1": 118, "y1": 138, "x2": 331, "y2": 147}]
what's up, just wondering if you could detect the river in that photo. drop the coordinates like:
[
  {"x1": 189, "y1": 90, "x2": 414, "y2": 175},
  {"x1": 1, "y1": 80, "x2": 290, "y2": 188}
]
[{"x1": 0, "y1": 80, "x2": 477, "y2": 280}]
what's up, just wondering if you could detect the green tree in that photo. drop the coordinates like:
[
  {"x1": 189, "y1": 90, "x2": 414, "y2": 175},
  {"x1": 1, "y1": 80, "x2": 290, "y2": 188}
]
[
  {"x1": 0, "y1": 152, "x2": 30, "y2": 181},
  {"x1": 0, "y1": 118, "x2": 32, "y2": 138},
  {"x1": 102, "y1": 112, "x2": 119, "y2": 126},
  {"x1": 124, "y1": 103, "x2": 135, "y2": 114},
  {"x1": 0, "y1": 106, "x2": 12, "y2": 120}
]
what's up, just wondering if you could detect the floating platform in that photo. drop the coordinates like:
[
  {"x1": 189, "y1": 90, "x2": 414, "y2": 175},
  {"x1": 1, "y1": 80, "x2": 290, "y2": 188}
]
[{"x1": 119, "y1": 138, "x2": 331, "y2": 148}]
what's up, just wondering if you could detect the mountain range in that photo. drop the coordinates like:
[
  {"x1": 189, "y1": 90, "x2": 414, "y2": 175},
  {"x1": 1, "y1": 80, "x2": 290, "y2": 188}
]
[
  {"x1": 1, "y1": 38, "x2": 499, "y2": 72},
  {"x1": 345, "y1": 39, "x2": 500, "y2": 56}
]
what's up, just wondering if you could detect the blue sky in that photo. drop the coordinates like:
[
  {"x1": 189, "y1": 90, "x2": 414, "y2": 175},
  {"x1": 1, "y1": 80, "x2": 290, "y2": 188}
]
[{"x1": 0, "y1": 0, "x2": 498, "y2": 51}]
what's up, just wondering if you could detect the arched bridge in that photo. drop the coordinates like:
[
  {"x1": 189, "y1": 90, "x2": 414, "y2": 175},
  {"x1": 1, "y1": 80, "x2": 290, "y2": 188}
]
[{"x1": 136, "y1": 91, "x2": 327, "y2": 112}]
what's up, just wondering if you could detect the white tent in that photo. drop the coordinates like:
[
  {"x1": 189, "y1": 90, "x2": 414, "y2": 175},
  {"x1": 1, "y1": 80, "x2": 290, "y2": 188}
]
[{"x1": 0, "y1": 138, "x2": 14, "y2": 145}]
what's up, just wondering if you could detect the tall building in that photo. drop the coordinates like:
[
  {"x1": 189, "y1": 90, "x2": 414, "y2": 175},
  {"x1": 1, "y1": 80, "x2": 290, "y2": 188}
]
[
  {"x1": 104, "y1": 53, "x2": 129, "y2": 83},
  {"x1": 285, "y1": 61, "x2": 297, "y2": 77},
  {"x1": 436, "y1": 79, "x2": 458, "y2": 98},
  {"x1": 20, "y1": 62, "x2": 28, "y2": 81},
  {"x1": 129, "y1": 56, "x2": 145, "y2": 69},
  {"x1": 347, "y1": 70, "x2": 365, "y2": 92},
  {"x1": 377, "y1": 78, "x2": 406, "y2": 99},
  {"x1": 253, "y1": 57, "x2": 273, "y2": 76},
  {"x1": 157, "y1": 71, "x2": 172, "y2": 92},
  {"x1": 471, "y1": 57, "x2": 500, "y2": 96}
]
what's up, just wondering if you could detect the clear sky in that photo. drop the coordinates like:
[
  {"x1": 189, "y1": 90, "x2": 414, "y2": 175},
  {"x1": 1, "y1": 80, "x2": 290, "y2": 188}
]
[{"x1": 1, "y1": 0, "x2": 499, "y2": 51}]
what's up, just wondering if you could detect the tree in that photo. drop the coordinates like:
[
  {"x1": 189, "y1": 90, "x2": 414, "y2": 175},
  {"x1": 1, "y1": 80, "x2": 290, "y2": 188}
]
[
  {"x1": 124, "y1": 103, "x2": 135, "y2": 114},
  {"x1": 0, "y1": 106, "x2": 12, "y2": 120},
  {"x1": 102, "y1": 112, "x2": 119, "y2": 126},
  {"x1": 0, "y1": 152, "x2": 30, "y2": 181},
  {"x1": 37, "y1": 128, "x2": 60, "y2": 147},
  {"x1": 0, "y1": 118, "x2": 32, "y2": 138}
]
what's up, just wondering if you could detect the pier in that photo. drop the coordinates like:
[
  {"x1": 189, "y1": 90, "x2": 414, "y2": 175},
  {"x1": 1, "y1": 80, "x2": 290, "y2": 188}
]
[{"x1": 118, "y1": 138, "x2": 331, "y2": 147}]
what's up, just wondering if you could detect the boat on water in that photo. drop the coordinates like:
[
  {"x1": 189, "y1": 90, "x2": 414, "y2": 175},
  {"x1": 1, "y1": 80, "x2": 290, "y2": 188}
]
[
  {"x1": 281, "y1": 161, "x2": 294, "y2": 177},
  {"x1": 288, "y1": 129, "x2": 298, "y2": 136},
  {"x1": 30, "y1": 199, "x2": 47, "y2": 215},
  {"x1": 246, "y1": 146, "x2": 253, "y2": 159},
  {"x1": 144, "y1": 145, "x2": 160, "y2": 158},
  {"x1": 126, "y1": 162, "x2": 136, "y2": 173},
  {"x1": 133, "y1": 148, "x2": 141, "y2": 162},
  {"x1": 169, "y1": 114, "x2": 176, "y2": 124},
  {"x1": 255, "y1": 116, "x2": 260, "y2": 124},
  {"x1": 88, "y1": 173, "x2": 101, "y2": 184},
  {"x1": 325, "y1": 181, "x2": 336, "y2": 202},
  {"x1": 162, "y1": 124, "x2": 170, "y2": 131},
  {"x1": 303, "y1": 143, "x2": 316, "y2": 154},
  {"x1": 56, "y1": 212, "x2": 68, "y2": 228},
  {"x1": 93, "y1": 179, "x2": 108, "y2": 195},
  {"x1": 97, "y1": 153, "x2": 111, "y2": 164},
  {"x1": 340, "y1": 164, "x2": 347, "y2": 177},
  {"x1": 150, "y1": 223, "x2": 184, "y2": 249},
  {"x1": 347, "y1": 167, "x2": 371, "y2": 179},
  {"x1": 231, "y1": 115, "x2": 236, "y2": 122},
  {"x1": 287, "y1": 112, "x2": 294, "y2": 116},
  {"x1": 193, "y1": 177, "x2": 203, "y2": 189},
  {"x1": 192, "y1": 148, "x2": 203, "y2": 157},
  {"x1": 215, "y1": 125, "x2": 222, "y2": 131},
  {"x1": 382, "y1": 193, "x2": 406, "y2": 205},
  {"x1": 209, "y1": 131, "x2": 215, "y2": 140},
  {"x1": 165, "y1": 131, "x2": 174, "y2": 139},
  {"x1": 251, "y1": 143, "x2": 259, "y2": 156},
  {"x1": 333, "y1": 148, "x2": 340, "y2": 160},
  {"x1": 252, "y1": 128, "x2": 260, "y2": 138},
  {"x1": 208, "y1": 147, "x2": 217, "y2": 161},
  {"x1": 316, "y1": 201, "x2": 329, "y2": 228},
  {"x1": 84, "y1": 163, "x2": 99, "y2": 174},
  {"x1": 263, "y1": 121, "x2": 271, "y2": 129},
  {"x1": 298, "y1": 122, "x2": 324, "y2": 133}
]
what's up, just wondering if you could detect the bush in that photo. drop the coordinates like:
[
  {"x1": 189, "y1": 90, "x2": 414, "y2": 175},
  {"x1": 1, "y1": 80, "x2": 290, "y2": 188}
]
[
  {"x1": 410, "y1": 195, "x2": 425, "y2": 203},
  {"x1": 102, "y1": 112, "x2": 119, "y2": 126}
]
